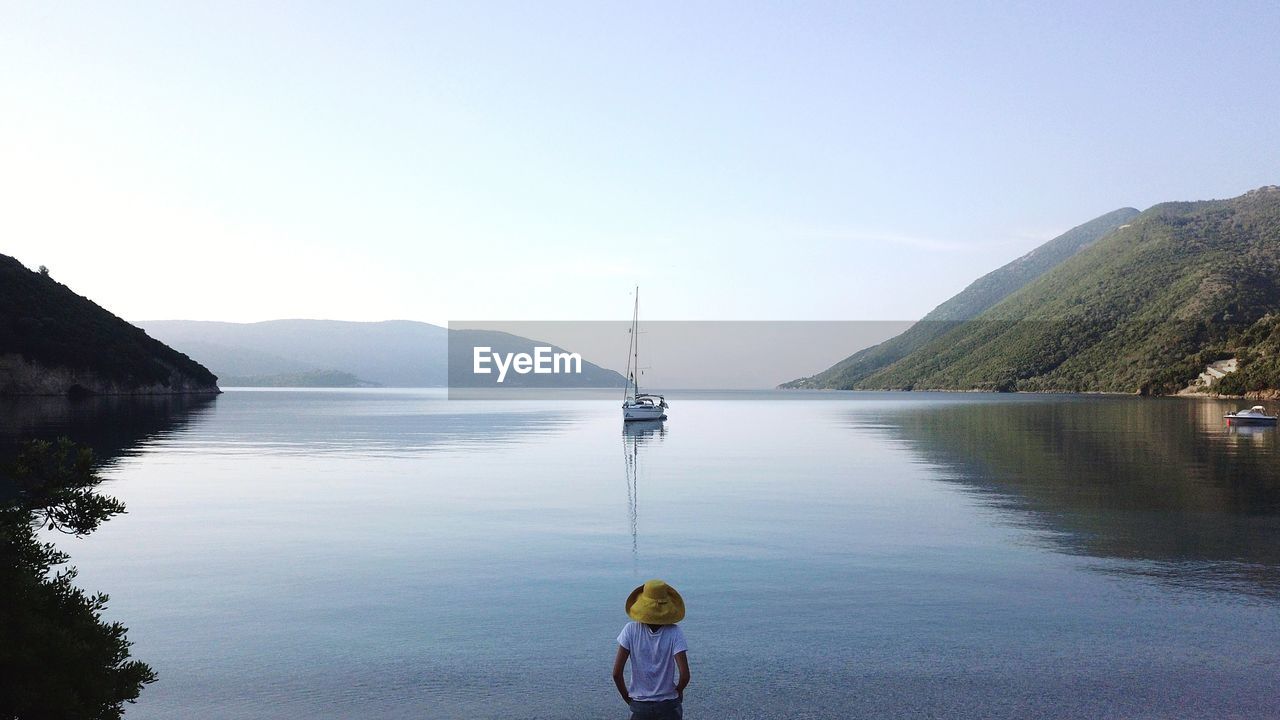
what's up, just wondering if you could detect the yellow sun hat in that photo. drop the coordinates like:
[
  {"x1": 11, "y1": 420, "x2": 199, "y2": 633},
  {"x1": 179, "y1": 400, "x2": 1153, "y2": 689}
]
[{"x1": 626, "y1": 579, "x2": 685, "y2": 624}]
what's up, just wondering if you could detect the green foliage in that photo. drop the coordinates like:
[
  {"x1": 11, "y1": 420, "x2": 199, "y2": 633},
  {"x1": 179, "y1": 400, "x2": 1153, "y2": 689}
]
[
  {"x1": 0, "y1": 439, "x2": 156, "y2": 719},
  {"x1": 1209, "y1": 314, "x2": 1280, "y2": 394},
  {"x1": 817, "y1": 187, "x2": 1280, "y2": 395},
  {"x1": 0, "y1": 254, "x2": 217, "y2": 392},
  {"x1": 785, "y1": 207, "x2": 1140, "y2": 388}
]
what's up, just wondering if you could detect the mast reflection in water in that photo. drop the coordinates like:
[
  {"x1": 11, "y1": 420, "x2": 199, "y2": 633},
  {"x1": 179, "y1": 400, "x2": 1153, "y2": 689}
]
[{"x1": 622, "y1": 418, "x2": 666, "y2": 572}]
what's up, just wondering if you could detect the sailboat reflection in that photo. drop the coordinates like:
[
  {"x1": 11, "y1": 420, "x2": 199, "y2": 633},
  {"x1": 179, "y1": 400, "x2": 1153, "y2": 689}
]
[{"x1": 623, "y1": 419, "x2": 666, "y2": 565}]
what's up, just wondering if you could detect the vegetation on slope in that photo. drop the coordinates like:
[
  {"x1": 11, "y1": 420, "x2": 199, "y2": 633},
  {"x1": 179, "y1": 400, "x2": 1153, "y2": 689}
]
[
  {"x1": 853, "y1": 187, "x2": 1280, "y2": 394},
  {"x1": 1205, "y1": 314, "x2": 1280, "y2": 395},
  {"x1": 0, "y1": 255, "x2": 217, "y2": 392},
  {"x1": 784, "y1": 207, "x2": 1139, "y2": 388}
]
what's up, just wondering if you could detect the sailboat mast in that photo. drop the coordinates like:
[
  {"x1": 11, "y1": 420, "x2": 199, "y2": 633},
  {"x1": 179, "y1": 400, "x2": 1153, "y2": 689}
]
[{"x1": 632, "y1": 286, "x2": 641, "y2": 397}]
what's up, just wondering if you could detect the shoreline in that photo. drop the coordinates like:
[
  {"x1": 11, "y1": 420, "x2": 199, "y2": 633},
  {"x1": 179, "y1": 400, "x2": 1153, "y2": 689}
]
[{"x1": 778, "y1": 386, "x2": 1277, "y2": 400}]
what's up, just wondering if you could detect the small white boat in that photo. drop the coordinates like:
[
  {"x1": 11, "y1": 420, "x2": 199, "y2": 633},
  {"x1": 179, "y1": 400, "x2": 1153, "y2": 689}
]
[
  {"x1": 622, "y1": 287, "x2": 668, "y2": 422},
  {"x1": 624, "y1": 393, "x2": 667, "y2": 421},
  {"x1": 1224, "y1": 405, "x2": 1277, "y2": 425}
]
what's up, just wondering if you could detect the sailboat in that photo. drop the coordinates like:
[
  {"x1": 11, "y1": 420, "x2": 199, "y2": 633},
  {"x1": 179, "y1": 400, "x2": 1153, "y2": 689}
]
[{"x1": 622, "y1": 288, "x2": 668, "y2": 422}]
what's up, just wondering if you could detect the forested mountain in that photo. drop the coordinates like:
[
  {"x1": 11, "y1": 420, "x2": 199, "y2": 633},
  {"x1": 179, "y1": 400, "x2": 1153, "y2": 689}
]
[
  {"x1": 784, "y1": 207, "x2": 1139, "y2": 389},
  {"x1": 788, "y1": 186, "x2": 1280, "y2": 395},
  {"x1": 0, "y1": 255, "x2": 218, "y2": 396}
]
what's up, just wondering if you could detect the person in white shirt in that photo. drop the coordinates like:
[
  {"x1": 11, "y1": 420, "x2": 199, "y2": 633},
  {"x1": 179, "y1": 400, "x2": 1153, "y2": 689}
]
[{"x1": 612, "y1": 579, "x2": 691, "y2": 719}]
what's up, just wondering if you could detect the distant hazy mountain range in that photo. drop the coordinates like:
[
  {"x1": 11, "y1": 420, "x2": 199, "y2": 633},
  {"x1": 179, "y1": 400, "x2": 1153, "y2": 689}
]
[
  {"x1": 0, "y1": 254, "x2": 218, "y2": 396},
  {"x1": 11, "y1": 186, "x2": 1280, "y2": 397},
  {"x1": 138, "y1": 320, "x2": 447, "y2": 387},
  {"x1": 138, "y1": 319, "x2": 627, "y2": 388},
  {"x1": 786, "y1": 186, "x2": 1280, "y2": 395}
]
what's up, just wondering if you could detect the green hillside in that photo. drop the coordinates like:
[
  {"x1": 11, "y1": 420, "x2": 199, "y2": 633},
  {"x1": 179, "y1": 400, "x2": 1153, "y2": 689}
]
[
  {"x1": 0, "y1": 254, "x2": 218, "y2": 395},
  {"x1": 784, "y1": 207, "x2": 1140, "y2": 388},
  {"x1": 851, "y1": 186, "x2": 1280, "y2": 394}
]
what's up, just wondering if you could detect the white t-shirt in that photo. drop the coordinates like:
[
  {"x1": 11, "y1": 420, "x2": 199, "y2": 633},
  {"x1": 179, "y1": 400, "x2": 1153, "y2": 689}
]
[{"x1": 617, "y1": 622, "x2": 688, "y2": 702}]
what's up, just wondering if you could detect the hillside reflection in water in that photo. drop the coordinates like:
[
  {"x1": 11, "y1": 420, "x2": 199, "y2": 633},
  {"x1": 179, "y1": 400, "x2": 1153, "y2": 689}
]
[{"x1": 859, "y1": 395, "x2": 1280, "y2": 599}]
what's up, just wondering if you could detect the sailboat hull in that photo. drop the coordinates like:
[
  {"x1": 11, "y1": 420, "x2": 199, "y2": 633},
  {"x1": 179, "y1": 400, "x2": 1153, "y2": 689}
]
[
  {"x1": 622, "y1": 404, "x2": 665, "y2": 420},
  {"x1": 623, "y1": 405, "x2": 667, "y2": 421}
]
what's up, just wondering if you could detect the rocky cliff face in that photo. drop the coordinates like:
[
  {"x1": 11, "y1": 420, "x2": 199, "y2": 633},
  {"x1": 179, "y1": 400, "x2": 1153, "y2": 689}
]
[{"x1": 0, "y1": 354, "x2": 220, "y2": 396}]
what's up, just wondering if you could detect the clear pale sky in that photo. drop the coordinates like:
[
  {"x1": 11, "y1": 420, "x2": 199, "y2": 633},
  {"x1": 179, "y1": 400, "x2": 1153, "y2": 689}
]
[{"x1": 2, "y1": 2, "x2": 1278, "y2": 324}]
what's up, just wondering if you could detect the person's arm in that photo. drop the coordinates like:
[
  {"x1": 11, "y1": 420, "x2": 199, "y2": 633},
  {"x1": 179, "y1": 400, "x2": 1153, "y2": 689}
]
[
  {"x1": 612, "y1": 645, "x2": 632, "y2": 704},
  {"x1": 675, "y1": 650, "x2": 690, "y2": 700}
]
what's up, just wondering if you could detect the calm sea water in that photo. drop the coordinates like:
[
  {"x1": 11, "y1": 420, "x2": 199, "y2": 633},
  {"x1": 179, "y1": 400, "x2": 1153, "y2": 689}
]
[{"x1": 10, "y1": 389, "x2": 1280, "y2": 719}]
